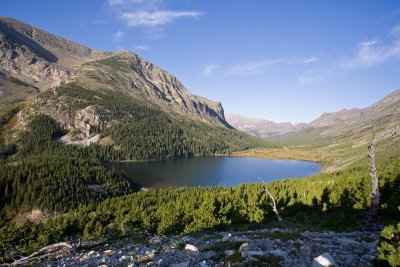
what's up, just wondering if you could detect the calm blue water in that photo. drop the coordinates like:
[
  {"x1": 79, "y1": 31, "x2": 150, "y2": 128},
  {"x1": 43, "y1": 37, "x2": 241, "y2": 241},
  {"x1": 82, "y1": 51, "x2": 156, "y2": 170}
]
[{"x1": 112, "y1": 157, "x2": 320, "y2": 188}]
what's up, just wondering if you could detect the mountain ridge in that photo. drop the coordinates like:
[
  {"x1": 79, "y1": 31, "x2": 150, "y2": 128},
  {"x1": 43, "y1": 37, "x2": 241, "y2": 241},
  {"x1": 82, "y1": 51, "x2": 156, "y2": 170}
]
[
  {"x1": 0, "y1": 16, "x2": 229, "y2": 127},
  {"x1": 225, "y1": 113, "x2": 305, "y2": 137}
]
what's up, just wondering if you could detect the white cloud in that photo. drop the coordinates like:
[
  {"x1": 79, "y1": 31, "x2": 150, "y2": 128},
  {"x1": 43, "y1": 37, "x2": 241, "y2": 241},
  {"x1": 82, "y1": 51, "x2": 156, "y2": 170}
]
[
  {"x1": 226, "y1": 57, "x2": 317, "y2": 76},
  {"x1": 341, "y1": 39, "x2": 400, "y2": 69},
  {"x1": 120, "y1": 10, "x2": 201, "y2": 27},
  {"x1": 341, "y1": 25, "x2": 400, "y2": 70},
  {"x1": 202, "y1": 64, "x2": 219, "y2": 77},
  {"x1": 134, "y1": 45, "x2": 151, "y2": 51},
  {"x1": 113, "y1": 30, "x2": 124, "y2": 43}
]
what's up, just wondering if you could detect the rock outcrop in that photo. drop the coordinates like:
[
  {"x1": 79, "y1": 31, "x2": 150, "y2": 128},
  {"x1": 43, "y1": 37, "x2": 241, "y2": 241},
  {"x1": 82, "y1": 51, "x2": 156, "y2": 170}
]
[
  {"x1": 37, "y1": 228, "x2": 379, "y2": 267},
  {"x1": 75, "y1": 105, "x2": 110, "y2": 137}
]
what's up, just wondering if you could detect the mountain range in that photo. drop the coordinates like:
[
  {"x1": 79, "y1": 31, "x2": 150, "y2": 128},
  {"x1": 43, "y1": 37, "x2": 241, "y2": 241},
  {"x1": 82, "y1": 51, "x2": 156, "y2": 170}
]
[
  {"x1": 0, "y1": 17, "x2": 228, "y2": 126},
  {"x1": 0, "y1": 17, "x2": 269, "y2": 161},
  {"x1": 226, "y1": 86, "x2": 400, "y2": 171},
  {"x1": 228, "y1": 94, "x2": 399, "y2": 143},
  {"x1": 225, "y1": 113, "x2": 306, "y2": 137}
]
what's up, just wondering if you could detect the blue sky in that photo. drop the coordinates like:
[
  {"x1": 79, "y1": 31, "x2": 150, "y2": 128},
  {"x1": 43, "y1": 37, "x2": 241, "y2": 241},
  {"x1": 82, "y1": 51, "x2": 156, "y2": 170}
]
[{"x1": 3, "y1": 1, "x2": 400, "y2": 123}]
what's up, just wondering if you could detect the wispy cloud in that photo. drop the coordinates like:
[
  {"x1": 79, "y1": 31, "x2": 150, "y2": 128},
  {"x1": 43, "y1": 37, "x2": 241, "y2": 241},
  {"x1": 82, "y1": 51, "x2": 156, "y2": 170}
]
[
  {"x1": 107, "y1": 0, "x2": 201, "y2": 29},
  {"x1": 133, "y1": 45, "x2": 151, "y2": 51},
  {"x1": 108, "y1": 0, "x2": 148, "y2": 6},
  {"x1": 120, "y1": 10, "x2": 201, "y2": 27},
  {"x1": 295, "y1": 57, "x2": 318, "y2": 64},
  {"x1": 298, "y1": 69, "x2": 330, "y2": 84},
  {"x1": 202, "y1": 64, "x2": 219, "y2": 77},
  {"x1": 227, "y1": 59, "x2": 282, "y2": 75},
  {"x1": 113, "y1": 30, "x2": 124, "y2": 43},
  {"x1": 226, "y1": 57, "x2": 317, "y2": 76},
  {"x1": 390, "y1": 24, "x2": 400, "y2": 37},
  {"x1": 341, "y1": 26, "x2": 400, "y2": 70}
]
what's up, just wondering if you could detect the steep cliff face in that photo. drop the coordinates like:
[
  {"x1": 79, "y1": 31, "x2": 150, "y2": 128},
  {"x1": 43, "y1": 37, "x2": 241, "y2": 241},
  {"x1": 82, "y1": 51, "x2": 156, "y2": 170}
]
[{"x1": 0, "y1": 17, "x2": 229, "y2": 128}]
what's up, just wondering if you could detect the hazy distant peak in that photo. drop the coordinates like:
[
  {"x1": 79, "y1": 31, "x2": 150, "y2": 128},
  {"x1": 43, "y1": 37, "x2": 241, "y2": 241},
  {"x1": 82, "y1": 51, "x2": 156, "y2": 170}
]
[
  {"x1": 225, "y1": 113, "x2": 305, "y2": 137},
  {"x1": 308, "y1": 108, "x2": 362, "y2": 128}
]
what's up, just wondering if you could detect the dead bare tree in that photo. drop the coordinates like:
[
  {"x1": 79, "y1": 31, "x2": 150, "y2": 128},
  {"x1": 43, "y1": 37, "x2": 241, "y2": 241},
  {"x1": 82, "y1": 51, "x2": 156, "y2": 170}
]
[
  {"x1": 364, "y1": 121, "x2": 380, "y2": 229},
  {"x1": 259, "y1": 178, "x2": 283, "y2": 223}
]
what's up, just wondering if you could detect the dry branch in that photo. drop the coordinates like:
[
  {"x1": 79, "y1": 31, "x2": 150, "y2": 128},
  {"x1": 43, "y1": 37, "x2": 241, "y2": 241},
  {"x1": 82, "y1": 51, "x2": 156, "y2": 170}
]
[{"x1": 364, "y1": 121, "x2": 380, "y2": 229}]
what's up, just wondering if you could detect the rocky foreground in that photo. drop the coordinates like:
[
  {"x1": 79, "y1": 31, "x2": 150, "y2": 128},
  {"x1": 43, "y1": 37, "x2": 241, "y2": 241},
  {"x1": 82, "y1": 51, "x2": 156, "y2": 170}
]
[{"x1": 20, "y1": 228, "x2": 380, "y2": 267}]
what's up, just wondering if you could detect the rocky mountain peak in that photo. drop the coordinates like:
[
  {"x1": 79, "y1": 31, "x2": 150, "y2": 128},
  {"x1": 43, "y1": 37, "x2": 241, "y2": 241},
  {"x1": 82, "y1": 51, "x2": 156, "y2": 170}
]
[{"x1": 0, "y1": 17, "x2": 229, "y2": 128}]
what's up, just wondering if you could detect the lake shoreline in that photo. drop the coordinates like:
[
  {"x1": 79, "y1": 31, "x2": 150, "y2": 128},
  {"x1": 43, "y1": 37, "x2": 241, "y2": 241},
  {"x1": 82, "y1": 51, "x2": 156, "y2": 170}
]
[{"x1": 112, "y1": 156, "x2": 321, "y2": 188}]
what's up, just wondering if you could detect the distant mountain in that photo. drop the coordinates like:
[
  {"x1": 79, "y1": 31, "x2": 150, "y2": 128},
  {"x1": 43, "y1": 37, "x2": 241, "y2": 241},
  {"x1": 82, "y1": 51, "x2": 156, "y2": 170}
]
[
  {"x1": 225, "y1": 113, "x2": 306, "y2": 137},
  {"x1": 307, "y1": 108, "x2": 362, "y2": 128},
  {"x1": 271, "y1": 89, "x2": 400, "y2": 170}
]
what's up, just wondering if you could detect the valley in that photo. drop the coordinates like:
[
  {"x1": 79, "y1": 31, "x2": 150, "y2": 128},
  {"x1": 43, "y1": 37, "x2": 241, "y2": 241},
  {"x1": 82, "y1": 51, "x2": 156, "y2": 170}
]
[{"x1": 0, "y1": 15, "x2": 399, "y2": 267}]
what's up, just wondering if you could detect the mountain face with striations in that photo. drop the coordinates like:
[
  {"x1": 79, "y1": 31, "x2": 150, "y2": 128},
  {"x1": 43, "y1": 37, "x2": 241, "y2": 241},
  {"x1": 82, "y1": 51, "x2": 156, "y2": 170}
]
[
  {"x1": 225, "y1": 113, "x2": 306, "y2": 137},
  {"x1": 0, "y1": 17, "x2": 228, "y2": 127}
]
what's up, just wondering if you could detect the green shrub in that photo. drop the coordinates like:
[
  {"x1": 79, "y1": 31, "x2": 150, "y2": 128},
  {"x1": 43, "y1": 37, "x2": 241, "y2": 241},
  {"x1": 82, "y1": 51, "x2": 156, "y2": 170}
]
[{"x1": 378, "y1": 221, "x2": 400, "y2": 266}]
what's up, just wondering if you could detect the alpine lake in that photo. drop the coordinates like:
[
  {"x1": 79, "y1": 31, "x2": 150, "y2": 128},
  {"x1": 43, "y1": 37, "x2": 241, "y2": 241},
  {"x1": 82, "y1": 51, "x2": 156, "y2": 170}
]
[{"x1": 112, "y1": 156, "x2": 321, "y2": 188}]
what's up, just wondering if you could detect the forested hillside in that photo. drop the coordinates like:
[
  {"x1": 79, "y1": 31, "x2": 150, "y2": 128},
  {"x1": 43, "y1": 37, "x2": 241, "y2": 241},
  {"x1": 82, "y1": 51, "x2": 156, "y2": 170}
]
[{"x1": 1, "y1": 155, "x2": 399, "y2": 261}]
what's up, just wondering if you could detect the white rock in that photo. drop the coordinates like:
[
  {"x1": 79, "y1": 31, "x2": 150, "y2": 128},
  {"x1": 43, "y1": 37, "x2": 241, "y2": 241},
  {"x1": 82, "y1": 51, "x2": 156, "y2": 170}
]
[
  {"x1": 312, "y1": 252, "x2": 337, "y2": 267},
  {"x1": 239, "y1": 242, "x2": 249, "y2": 253},
  {"x1": 185, "y1": 244, "x2": 199, "y2": 252}
]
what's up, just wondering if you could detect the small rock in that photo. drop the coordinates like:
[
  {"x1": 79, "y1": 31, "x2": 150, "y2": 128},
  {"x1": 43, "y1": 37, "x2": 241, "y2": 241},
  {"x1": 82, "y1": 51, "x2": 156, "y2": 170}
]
[
  {"x1": 185, "y1": 244, "x2": 199, "y2": 253},
  {"x1": 239, "y1": 242, "x2": 249, "y2": 253},
  {"x1": 337, "y1": 238, "x2": 359, "y2": 246},
  {"x1": 150, "y1": 236, "x2": 162, "y2": 244},
  {"x1": 222, "y1": 233, "x2": 232, "y2": 241},
  {"x1": 199, "y1": 261, "x2": 210, "y2": 267},
  {"x1": 233, "y1": 236, "x2": 250, "y2": 242},
  {"x1": 224, "y1": 250, "x2": 235, "y2": 256},
  {"x1": 203, "y1": 251, "x2": 217, "y2": 259},
  {"x1": 103, "y1": 249, "x2": 112, "y2": 256},
  {"x1": 109, "y1": 256, "x2": 118, "y2": 265},
  {"x1": 246, "y1": 251, "x2": 265, "y2": 257},
  {"x1": 171, "y1": 261, "x2": 190, "y2": 267},
  {"x1": 267, "y1": 249, "x2": 286, "y2": 257},
  {"x1": 312, "y1": 252, "x2": 337, "y2": 267}
]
